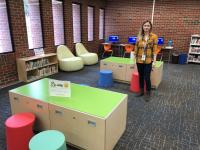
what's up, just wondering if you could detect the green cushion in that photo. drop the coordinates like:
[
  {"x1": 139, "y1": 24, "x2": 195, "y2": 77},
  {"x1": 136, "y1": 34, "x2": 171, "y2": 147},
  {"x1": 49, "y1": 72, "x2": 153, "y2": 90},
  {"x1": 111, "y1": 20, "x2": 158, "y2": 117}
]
[
  {"x1": 29, "y1": 130, "x2": 67, "y2": 150},
  {"x1": 103, "y1": 57, "x2": 135, "y2": 64}
]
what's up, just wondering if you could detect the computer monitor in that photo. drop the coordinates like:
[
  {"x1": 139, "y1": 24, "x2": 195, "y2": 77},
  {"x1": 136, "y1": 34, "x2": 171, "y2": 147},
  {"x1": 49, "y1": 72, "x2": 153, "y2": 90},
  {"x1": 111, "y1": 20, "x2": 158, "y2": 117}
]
[
  {"x1": 109, "y1": 35, "x2": 119, "y2": 43},
  {"x1": 128, "y1": 36, "x2": 137, "y2": 44},
  {"x1": 158, "y1": 37, "x2": 164, "y2": 45}
]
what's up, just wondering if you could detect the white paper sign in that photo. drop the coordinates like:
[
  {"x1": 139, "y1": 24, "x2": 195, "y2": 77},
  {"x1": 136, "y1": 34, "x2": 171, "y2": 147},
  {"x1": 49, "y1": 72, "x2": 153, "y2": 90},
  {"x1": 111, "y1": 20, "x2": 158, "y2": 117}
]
[
  {"x1": 49, "y1": 79, "x2": 71, "y2": 97},
  {"x1": 34, "y1": 48, "x2": 44, "y2": 56}
]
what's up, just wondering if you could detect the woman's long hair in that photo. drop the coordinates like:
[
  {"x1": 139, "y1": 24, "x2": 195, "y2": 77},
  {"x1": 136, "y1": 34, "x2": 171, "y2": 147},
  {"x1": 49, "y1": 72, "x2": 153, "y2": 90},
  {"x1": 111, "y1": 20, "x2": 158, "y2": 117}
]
[{"x1": 137, "y1": 20, "x2": 153, "y2": 41}]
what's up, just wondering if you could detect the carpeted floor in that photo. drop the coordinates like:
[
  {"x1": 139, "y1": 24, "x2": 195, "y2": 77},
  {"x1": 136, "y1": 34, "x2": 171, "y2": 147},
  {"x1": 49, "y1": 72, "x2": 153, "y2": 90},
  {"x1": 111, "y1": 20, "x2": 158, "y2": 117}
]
[{"x1": 0, "y1": 62, "x2": 200, "y2": 150}]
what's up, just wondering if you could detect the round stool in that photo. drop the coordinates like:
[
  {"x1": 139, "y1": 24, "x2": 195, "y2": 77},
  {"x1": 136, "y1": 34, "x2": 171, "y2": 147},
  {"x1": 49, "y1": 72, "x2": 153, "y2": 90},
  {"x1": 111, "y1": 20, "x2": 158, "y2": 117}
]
[
  {"x1": 5, "y1": 112, "x2": 35, "y2": 150},
  {"x1": 130, "y1": 71, "x2": 146, "y2": 93},
  {"x1": 130, "y1": 71, "x2": 140, "y2": 93},
  {"x1": 98, "y1": 70, "x2": 113, "y2": 88},
  {"x1": 29, "y1": 130, "x2": 67, "y2": 150}
]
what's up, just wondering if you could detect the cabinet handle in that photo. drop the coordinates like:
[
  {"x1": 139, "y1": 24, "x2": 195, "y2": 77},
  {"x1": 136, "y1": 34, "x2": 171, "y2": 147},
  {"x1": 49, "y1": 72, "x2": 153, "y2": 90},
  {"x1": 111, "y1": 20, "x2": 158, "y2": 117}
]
[
  {"x1": 14, "y1": 97, "x2": 19, "y2": 101},
  {"x1": 118, "y1": 65, "x2": 123, "y2": 68},
  {"x1": 88, "y1": 120, "x2": 96, "y2": 127},
  {"x1": 37, "y1": 104, "x2": 43, "y2": 109},
  {"x1": 130, "y1": 66, "x2": 134, "y2": 69},
  {"x1": 55, "y1": 110, "x2": 63, "y2": 115},
  {"x1": 103, "y1": 63, "x2": 107, "y2": 66}
]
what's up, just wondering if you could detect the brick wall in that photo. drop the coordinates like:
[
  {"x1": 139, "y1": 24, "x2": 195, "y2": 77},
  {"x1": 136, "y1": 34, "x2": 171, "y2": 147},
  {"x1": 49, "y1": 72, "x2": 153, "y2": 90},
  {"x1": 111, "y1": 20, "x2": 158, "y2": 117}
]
[
  {"x1": 105, "y1": 0, "x2": 200, "y2": 52},
  {"x1": 0, "y1": 0, "x2": 105, "y2": 88}
]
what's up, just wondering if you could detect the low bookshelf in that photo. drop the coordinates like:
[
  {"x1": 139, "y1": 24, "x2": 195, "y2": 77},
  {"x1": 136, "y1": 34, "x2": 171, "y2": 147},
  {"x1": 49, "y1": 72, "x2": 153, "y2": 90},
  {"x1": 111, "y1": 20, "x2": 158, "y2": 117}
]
[{"x1": 17, "y1": 53, "x2": 58, "y2": 82}]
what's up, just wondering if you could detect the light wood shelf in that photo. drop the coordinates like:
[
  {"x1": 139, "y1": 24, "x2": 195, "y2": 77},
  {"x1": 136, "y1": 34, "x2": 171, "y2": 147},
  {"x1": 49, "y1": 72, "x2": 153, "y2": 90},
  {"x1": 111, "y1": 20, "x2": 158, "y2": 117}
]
[{"x1": 17, "y1": 53, "x2": 58, "y2": 82}]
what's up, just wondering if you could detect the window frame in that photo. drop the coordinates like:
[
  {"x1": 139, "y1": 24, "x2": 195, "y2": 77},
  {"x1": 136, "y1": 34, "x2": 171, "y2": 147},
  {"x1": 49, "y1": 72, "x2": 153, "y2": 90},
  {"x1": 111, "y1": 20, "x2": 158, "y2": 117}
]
[
  {"x1": 0, "y1": 0, "x2": 14, "y2": 54},
  {"x1": 99, "y1": 8, "x2": 105, "y2": 40},
  {"x1": 52, "y1": 0, "x2": 65, "y2": 46},
  {"x1": 23, "y1": 0, "x2": 44, "y2": 50},
  {"x1": 87, "y1": 5, "x2": 94, "y2": 42},
  {"x1": 72, "y1": 2, "x2": 82, "y2": 44}
]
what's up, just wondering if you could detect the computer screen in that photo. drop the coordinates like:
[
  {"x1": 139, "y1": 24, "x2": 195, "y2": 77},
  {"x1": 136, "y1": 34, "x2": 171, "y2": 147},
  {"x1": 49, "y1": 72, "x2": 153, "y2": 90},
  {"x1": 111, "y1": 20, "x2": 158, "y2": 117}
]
[
  {"x1": 158, "y1": 37, "x2": 164, "y2": 45},
  {"x1": 109, "y1": 35, "x2": 119, "y2": 42},
  {"x1": 128, "y1": 36, "x2": 137, "y2": 44}
]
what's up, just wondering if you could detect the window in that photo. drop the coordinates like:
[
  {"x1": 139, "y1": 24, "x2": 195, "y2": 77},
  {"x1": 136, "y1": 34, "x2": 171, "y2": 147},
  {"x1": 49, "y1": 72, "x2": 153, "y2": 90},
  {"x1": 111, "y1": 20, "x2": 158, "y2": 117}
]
[
  {"x1": 52, "y1": 0, "x2": 64, "y2": 46},
  {"x1": 88, "y1": 6, "x2": 94, "y2": 41},
  {"x1": 23, "y1": 0, "x2": 43, "y2": 49},
  {"x1": 0, "y1": 0, "x2": 13, "y2": 53},
  {"x1": 72, "y1": 3, "x2": 81, "y2": 43},
  {"x1": 99, "y1": 9, "x2": 104, "y2": 40}
]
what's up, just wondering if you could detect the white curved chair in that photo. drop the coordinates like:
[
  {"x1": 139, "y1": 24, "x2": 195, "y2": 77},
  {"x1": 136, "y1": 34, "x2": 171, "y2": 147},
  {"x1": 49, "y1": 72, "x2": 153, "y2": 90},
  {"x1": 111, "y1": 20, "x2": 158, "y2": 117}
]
[
  {"x1": 57, "y1": 45, "x2": 84, "y2": 71},
  {"x1": 75, "y1": 43, "x2": 98, "y2": 65}
]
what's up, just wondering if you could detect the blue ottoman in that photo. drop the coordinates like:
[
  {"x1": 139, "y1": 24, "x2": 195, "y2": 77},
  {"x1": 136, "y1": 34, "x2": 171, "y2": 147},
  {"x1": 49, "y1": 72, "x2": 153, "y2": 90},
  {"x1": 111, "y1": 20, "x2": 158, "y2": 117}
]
[{"x1": 98, "y1": 70, "x2": 113, "y2": 88}]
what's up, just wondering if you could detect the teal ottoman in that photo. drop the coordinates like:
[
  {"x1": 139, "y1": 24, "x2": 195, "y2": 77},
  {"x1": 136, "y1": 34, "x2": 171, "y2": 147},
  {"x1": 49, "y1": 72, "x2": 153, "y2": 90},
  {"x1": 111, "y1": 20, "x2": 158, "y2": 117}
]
[{"x1": 29, "y1": 130, "x2": 67, "y2": 150}]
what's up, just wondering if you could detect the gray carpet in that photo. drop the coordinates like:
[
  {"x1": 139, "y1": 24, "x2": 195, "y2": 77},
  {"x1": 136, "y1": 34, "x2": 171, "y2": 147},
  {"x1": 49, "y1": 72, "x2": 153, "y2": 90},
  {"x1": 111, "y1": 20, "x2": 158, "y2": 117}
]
[{"x1": 0, "y1": 62, "x2": 200, "y2": 150}]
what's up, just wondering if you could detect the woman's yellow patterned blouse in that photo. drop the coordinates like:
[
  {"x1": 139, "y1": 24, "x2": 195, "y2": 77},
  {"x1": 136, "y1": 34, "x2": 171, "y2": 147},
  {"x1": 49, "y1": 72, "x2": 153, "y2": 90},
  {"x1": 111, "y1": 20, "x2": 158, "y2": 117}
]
[{"x1": 134, "y1": 33, "x2": 158, "y2": 64}]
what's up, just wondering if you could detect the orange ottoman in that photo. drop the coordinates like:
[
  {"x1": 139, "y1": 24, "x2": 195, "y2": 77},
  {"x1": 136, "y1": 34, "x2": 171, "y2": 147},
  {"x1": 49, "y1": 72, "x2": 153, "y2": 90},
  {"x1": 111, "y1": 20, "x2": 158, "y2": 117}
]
[
  {"x1": 130, "y1": 71, "x2": 146, "y2": 93},
  {"x1": 130, "y1": 71, "x2": 140, "y2": 93},
  {"x1": 5, "y1": 112, "x2": 35, "y2": 150}
]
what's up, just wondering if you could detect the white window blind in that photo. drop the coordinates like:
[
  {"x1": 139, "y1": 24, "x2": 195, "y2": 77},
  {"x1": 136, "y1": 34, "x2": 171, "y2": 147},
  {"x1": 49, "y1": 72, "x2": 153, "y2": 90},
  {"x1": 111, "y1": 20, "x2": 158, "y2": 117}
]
[
  {"x1": 88, "y1": 6, "x2": 94, "y2": 41},
  {"x1": 99, "y1": 9, "x2": 104, "y2": 40},
  {"x1": 23, "y1": 0, "x2": 43, "y2": 49},
  {"x1": 72, "y1": 3, "x2": 81, "y2": 43},
  {"x1": 52, "y1": 0, "x2": 64, "y2": 46},
  {"x1": 0, "y1": 0, "x2": 13, "y2": 53}
]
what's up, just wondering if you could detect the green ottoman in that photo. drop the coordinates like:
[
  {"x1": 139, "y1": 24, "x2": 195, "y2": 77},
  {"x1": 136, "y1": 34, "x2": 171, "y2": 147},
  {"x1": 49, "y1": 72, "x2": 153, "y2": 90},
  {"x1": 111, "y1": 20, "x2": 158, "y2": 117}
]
[{"x1": 29, "y1": 130, "x2": 67, "y2": 150}]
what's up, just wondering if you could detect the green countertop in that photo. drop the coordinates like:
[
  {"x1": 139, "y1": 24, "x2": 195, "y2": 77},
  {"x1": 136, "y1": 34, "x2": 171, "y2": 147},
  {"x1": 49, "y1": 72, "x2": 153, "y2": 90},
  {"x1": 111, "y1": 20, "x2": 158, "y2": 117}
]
[
  {"x1": 102, "y1": 57, "x2": 163, "y2": 68},
  {"x1": 10, "y1": 78, "x2": 127, "y2": 119},
  {"x1": 102, "y1": 57, "x2": 135, "y2": 64},
  {"x1": 154, "y1": 61, "x2": 163, "y2": 68}
]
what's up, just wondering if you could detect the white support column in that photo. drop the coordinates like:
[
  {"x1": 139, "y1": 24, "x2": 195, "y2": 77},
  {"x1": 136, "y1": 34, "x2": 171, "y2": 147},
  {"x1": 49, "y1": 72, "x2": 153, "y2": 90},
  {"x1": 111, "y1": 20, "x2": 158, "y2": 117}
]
[{"x1": 151, "y1": 0, "x2": 156, "y2": 24}]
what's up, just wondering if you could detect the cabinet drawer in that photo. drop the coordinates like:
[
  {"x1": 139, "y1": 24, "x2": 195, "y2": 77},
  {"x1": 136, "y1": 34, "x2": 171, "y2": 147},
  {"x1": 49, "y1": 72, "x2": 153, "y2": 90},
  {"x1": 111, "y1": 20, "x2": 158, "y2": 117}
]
[
  {"x1": 100, "y1": 61, "x2": 113, "y2": 71},
  {"x1": 125, "y1": 64, "x2": 137, "y2": 82},
  {"x1": 9, "y1": 92, "x2": 30, "y2": 114},
  {"x1": 112, "y1": 63, "x2": 126, "y2": 81},
  {"x1": 28, "y1": 99, "x2": 50, "y2": 131},
  {"x1": 49, "y1": 104, "x2": 105, "y2": 150}
]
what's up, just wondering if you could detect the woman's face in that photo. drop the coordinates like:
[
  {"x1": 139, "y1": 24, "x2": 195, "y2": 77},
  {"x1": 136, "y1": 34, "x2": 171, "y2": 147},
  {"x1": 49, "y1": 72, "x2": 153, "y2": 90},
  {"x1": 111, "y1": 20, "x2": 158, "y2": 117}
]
[{"x1": 143, "y1": 22, "x2": 151, "y2": 33}]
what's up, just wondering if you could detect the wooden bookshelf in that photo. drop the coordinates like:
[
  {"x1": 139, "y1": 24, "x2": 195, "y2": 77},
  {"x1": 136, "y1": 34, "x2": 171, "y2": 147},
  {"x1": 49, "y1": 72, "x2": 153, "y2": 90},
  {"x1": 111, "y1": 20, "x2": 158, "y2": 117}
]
[{"x1": 17, "y1": 53, "x2": 58, "y2": 82}]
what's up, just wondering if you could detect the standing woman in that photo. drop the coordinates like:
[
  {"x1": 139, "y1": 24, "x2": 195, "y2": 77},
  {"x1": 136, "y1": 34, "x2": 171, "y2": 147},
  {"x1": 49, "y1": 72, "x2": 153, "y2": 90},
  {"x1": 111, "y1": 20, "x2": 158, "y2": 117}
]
[{"x1": 134, "y1": 20, "x2": 158, "y2": 99}]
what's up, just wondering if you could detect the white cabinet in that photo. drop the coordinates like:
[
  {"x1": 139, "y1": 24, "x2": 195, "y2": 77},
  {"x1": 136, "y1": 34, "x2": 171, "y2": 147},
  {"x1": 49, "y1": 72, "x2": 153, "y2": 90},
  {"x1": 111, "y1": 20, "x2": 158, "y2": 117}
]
[
  {"x1": 100, "y1": 59, "x2": 136, "y2": 83},
  {"x1": 187, "y1": 34, "x2": 200, "y2": 63},
  {"x1": 49, "y1": 96, "x2": 127, "y2": 150}
]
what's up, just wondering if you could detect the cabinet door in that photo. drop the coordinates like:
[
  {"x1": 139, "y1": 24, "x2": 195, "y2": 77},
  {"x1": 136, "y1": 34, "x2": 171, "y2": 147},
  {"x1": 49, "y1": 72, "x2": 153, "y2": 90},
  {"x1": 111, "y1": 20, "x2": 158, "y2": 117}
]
[
  {"x1": 151, "y1": 63, "x2": 163, "y2": 89},
  {"x1": 112, "y1": 63, "x2": 126, "y2": 81},
  {"x1": 9, "y1": 92, "x2": 30, "y2": 114},
  {"x1": 49, "y1": 104, "x2": 105, "y2": 150},
  {"x1": 27, "y1": 99, "x2": 50, "y2": 131},
  {"x1": 100, "y1": 61, "x2": 113, "y2": 71},
  {"x1": 125, "y1": 64, "x2": 137, "y2": 82},
  {"x1": 9, "y1": 92, "x2": 50, "y2": 131}
]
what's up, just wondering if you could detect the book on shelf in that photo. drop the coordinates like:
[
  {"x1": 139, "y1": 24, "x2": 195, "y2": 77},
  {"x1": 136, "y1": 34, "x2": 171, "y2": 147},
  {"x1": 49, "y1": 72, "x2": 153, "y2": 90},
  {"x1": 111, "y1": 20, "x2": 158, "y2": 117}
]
[
  {"x1": 191, "y1": 38, "x2": 200, "y2": 45},
  {"x1": 26, "y1": 58, "x2": 50, "y2": 70}
]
